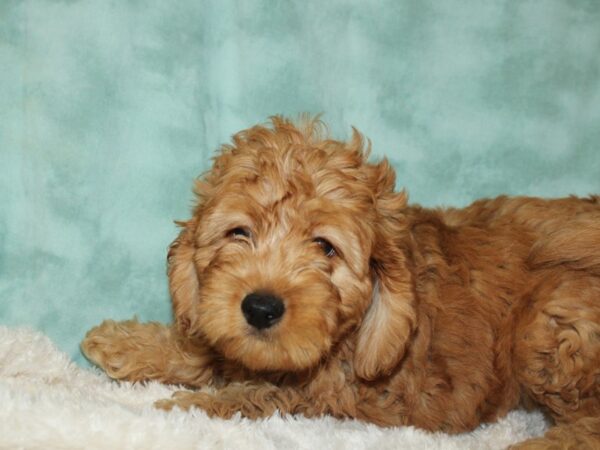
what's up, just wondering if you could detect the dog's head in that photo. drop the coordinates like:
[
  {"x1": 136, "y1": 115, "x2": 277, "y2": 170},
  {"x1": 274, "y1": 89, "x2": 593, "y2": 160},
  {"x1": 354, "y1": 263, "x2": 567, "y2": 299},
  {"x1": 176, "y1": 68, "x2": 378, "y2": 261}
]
[{"x1": 168, "y1": 117, "x2": 415, "y2": 380}]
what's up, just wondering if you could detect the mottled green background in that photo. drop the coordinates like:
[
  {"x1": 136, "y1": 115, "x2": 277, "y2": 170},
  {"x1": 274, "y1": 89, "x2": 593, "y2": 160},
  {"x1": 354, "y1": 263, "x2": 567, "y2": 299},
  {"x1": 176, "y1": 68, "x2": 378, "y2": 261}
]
[{"x1": 1, "y1": 1, "x2": 599, "y2": 365}]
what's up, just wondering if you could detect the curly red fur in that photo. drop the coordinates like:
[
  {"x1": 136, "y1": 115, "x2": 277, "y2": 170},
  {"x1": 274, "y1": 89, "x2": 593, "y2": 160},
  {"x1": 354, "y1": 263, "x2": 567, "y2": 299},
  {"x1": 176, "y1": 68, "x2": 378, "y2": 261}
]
[{"x1": 82, "y1": 117, "x2": 600, "y2": 449}]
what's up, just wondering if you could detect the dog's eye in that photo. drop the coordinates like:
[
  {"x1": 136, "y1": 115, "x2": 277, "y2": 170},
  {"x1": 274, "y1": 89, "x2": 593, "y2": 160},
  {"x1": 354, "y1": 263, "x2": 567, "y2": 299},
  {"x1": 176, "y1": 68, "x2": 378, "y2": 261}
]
[
  {"x1": 228, "y1": 227, "x2": 251, "y2": 239},
  {"x1": 314, "y1": 238, "x2": 336, "y2": 258}
]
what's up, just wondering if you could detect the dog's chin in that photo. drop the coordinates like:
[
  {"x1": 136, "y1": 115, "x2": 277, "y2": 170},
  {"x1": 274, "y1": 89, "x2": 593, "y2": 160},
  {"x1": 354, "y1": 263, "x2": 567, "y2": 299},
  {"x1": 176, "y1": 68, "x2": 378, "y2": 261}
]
[{"x1": 212, "y1": 331, "x2": 333, "y2": 373}]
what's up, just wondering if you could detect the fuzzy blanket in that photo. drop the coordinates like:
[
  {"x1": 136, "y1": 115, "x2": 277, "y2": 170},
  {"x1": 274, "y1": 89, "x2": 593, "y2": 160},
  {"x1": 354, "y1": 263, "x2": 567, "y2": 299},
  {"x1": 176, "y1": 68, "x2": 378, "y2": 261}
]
[{"x1": 0, "y1": 326, "x2": 548, "y2": 449}]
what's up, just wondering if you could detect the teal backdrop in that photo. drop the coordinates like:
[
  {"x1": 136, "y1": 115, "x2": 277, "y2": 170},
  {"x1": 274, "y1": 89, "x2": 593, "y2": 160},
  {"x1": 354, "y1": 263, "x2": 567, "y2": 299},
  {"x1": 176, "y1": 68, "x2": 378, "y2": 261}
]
[{"x1": 1, "y1": 1, "x2": 599, "y2": 365}]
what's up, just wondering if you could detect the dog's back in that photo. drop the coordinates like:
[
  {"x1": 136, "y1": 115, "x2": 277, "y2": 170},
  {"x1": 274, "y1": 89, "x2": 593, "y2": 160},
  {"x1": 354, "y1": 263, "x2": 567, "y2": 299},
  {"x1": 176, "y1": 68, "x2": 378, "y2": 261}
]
[{"x1": 441, "y1": 195, "x2": 600, "y2": 274}]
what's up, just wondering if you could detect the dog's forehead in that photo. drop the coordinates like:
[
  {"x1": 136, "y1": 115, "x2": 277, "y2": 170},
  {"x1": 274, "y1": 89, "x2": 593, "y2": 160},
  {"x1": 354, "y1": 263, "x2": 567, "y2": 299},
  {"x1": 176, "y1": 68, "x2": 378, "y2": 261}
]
[
  {"x1": 216, "y1": 173, "x2": 374, "y2": 226},
  {"x1": 214, "y1": 178, "x2": 367, "y2": 227},
  {"x1": 216, "y1": 145, "x2": 376, "y2": 210}
]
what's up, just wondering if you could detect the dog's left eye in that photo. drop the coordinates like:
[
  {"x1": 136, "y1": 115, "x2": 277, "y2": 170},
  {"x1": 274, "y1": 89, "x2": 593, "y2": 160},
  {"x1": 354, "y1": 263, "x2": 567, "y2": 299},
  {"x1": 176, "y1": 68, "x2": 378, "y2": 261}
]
[
  {"x1": 228, "y1": 227, "x2": 251, "y2": 239},
  {"x1": 314, "y1": 238, "x2": 336, "y2": 258}
]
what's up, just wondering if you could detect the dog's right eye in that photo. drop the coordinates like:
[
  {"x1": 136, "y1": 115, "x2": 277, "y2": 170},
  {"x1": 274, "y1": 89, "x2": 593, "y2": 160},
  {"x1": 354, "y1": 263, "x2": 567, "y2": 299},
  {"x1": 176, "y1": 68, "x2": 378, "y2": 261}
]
[
  {"x1": 227, "y1": 227, "x2": 251, "y2": 239},
  {"x1": 314, "y1": 237, "x2": 336, "y2": 258}
]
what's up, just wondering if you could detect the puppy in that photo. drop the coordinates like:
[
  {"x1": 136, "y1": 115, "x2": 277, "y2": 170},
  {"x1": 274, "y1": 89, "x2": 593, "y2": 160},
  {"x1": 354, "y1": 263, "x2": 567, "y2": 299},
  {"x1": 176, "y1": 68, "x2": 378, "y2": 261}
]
[{"x1": 82, "y1": 117, "x2": 600, "y2": 449}]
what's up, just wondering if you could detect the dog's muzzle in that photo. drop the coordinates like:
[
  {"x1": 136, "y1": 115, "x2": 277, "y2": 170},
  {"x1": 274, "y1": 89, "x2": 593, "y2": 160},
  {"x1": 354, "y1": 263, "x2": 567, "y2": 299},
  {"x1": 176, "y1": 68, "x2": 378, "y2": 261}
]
[{"x1": 241, "y1": 292, "x2": 285, "y2": 330}]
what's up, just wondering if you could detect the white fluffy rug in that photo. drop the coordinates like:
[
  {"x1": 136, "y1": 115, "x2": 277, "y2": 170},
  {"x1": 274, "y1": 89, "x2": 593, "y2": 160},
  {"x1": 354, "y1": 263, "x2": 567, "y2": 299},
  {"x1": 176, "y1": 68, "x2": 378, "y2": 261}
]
[{"x1": 0, "y1": 326, "x2": 549, "y2": 450}]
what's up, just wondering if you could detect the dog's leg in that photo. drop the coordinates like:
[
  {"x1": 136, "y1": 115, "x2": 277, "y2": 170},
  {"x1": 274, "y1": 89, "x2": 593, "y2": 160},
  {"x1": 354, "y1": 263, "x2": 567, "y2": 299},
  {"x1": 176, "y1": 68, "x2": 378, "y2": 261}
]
[
  {"x1": 81, "y1": 320, "x2": 214, "y2": 386},
  {"x1": 154, "y1": 383, "x2": 308, "y2": 419},
  {"x1": 512, "y1": 273, "x2": 600, "y2": 449}
]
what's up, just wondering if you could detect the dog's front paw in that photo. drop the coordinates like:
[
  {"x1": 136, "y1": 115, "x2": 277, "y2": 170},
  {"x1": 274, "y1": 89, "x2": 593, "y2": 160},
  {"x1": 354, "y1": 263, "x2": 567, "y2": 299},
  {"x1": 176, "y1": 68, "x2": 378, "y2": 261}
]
[
  {"x1": 155, "y1": 391, "x2": 225, "y2": 415},
  {"x1": 155, "y1": 387, "x2": 283, "y2": 420},
  {"x1": 81, "y1": 319, "x2": 148, "y2": 380},
  {"x1": 154, "y1": 398, "x2": 177, "y2": 411},
  {"x1": 508, "y1": 437, "x2": 556, "y2": 450}
]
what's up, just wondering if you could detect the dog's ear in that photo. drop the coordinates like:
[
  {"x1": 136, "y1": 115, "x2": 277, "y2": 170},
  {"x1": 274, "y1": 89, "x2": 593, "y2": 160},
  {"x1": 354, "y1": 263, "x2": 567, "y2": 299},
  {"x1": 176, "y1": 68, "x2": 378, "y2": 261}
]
[
  {"x1": 354, "y1": 160, "x2": 417, "y2": 380},
  {"x1": 167, "y1": 217, "x2": 201, "y2": 336},
  {"x1": 167, "y1": 172, "x2": 219, "y2": 335}
]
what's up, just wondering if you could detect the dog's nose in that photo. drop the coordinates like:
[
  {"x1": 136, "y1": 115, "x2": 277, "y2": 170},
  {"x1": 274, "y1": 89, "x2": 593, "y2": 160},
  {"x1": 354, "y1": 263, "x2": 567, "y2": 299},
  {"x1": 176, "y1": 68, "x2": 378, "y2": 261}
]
[{"x1": 241, "y1": 292, "x2": 285, "y2": 330}]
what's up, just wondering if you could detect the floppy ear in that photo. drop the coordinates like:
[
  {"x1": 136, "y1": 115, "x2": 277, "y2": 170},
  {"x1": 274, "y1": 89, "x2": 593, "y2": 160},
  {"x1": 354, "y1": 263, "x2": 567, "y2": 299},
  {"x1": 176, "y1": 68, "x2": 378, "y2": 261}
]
[
  {"x1": 167, "y1": 218, "x2": 201, "y2": 336},
  {"x1": 167, "y1": 173, "x2": 219, "y2": 335},
  {"x1": 354, "y1": 160, "x2": 417, "y2": 380}
]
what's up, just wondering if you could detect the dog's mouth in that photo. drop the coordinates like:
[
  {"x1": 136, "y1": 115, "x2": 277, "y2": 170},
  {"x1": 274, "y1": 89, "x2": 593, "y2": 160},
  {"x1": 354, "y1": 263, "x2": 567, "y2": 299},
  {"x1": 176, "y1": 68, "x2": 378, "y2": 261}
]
[
  {"x1": 214, "y1": 330, "x2": 327, "y2": 373},
  {"x1": 210, "y1": 306, "x2": 334, "y2": 373},
  {"x1": 245, "y1": 325, "x2": 281, "y2": 342}
]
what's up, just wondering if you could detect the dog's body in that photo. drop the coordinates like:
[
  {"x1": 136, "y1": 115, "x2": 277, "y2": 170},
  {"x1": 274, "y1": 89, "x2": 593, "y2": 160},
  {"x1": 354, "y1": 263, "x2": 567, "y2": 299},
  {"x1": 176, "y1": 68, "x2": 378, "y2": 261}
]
[{"x1": 82, "y1": 118, "x2": 600, "y2": 448}]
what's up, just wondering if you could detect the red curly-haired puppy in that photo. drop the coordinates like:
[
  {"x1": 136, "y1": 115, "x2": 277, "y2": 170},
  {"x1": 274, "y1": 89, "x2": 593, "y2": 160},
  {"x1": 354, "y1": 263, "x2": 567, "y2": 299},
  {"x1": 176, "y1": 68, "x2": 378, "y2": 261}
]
[{"x1": 82, "y1": 117, "x2": 600, "y2": 449}]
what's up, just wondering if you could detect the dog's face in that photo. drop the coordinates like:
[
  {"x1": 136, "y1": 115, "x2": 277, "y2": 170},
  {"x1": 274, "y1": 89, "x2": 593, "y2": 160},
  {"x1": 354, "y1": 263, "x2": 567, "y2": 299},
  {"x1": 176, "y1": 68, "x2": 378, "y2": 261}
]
[{"x1": 169, "y1": 118, "x2": 414, "y2": 378}]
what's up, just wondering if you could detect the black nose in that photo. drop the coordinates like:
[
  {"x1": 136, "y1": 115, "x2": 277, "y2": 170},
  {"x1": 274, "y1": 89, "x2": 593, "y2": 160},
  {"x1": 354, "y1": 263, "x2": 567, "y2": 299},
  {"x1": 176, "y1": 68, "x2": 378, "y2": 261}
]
[{"x1": 241, "y1": 292, "x2": 285, "y2": 330}]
